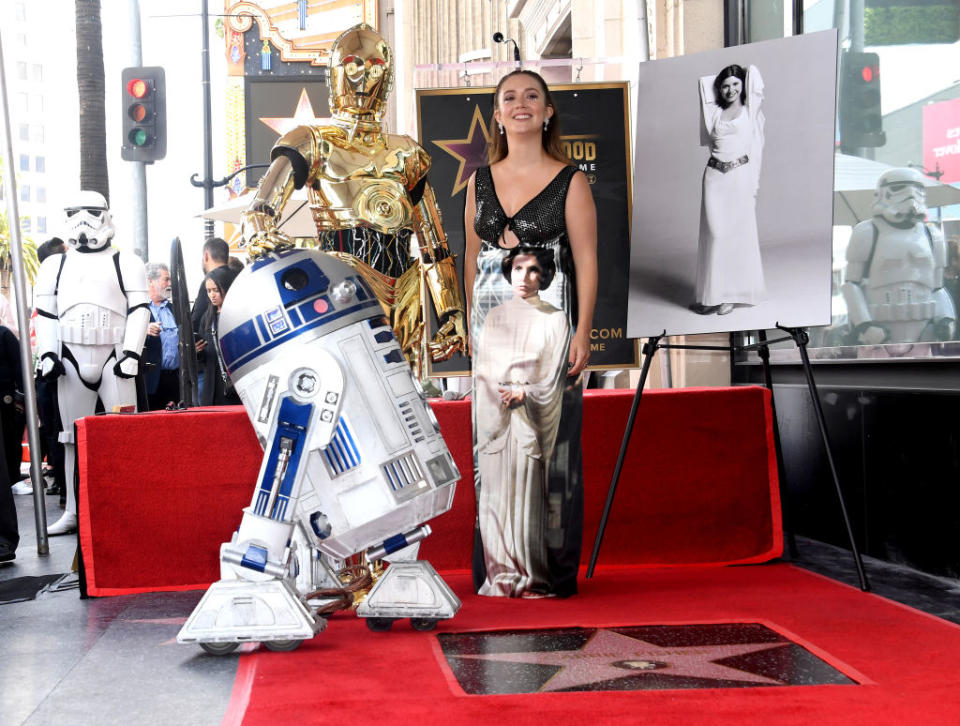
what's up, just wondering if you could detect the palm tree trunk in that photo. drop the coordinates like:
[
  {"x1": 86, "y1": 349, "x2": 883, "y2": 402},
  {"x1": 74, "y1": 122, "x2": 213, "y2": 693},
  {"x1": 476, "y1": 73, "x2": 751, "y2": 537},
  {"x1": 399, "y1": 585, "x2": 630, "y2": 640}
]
[{"x1": 76, "y1": 0, "x2": 109, "y2": 202}]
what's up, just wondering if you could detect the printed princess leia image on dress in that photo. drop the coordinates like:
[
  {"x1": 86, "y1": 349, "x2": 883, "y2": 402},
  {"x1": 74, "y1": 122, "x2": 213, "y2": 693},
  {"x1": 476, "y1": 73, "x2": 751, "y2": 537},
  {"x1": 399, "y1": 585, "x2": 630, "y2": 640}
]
[
  {"x1": 692, "y1": 63, "x2": 767, "y2": 317},
  {"x1": 473, "y1": 247, "x2": 571, "y2": 597}
]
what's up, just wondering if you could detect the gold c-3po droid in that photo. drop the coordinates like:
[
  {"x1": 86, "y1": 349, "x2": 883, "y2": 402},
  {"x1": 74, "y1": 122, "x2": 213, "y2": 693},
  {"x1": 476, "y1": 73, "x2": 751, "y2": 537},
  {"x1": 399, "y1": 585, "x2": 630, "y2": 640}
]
[{"x1": 241, "y1": 23, "x2": 465, "y2": 375}]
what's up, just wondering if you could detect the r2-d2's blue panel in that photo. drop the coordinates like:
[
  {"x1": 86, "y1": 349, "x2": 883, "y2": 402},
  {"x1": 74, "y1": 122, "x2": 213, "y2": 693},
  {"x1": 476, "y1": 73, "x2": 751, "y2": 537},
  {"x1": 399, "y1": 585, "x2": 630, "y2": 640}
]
[{"x1": 218, "y1": 248, "x2": 459, "y2": 561}]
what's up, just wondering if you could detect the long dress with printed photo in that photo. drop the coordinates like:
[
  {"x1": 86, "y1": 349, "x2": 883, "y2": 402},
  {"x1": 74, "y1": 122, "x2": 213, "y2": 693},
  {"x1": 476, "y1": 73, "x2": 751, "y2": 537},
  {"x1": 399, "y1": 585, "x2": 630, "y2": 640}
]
[
  {"x1": 695, "y1": 65, "x2": 766, "y2": 307},
  {"x1": 470, "y1": 164, "x2": 584, "y2": 598}
]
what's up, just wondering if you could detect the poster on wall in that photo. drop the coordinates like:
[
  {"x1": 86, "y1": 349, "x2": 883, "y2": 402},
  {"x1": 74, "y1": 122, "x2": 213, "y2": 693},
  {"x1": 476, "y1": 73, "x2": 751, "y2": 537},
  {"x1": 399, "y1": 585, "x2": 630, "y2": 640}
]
[
  {"x1": 417, "y1": 83, "x2": 638, "y2": 376},
  {"x1": 244, "y1": 78, "x2": 329, "y2": 189},
  {"x1": 627, "y1": 30, "x2": 839, "y2": 338}
]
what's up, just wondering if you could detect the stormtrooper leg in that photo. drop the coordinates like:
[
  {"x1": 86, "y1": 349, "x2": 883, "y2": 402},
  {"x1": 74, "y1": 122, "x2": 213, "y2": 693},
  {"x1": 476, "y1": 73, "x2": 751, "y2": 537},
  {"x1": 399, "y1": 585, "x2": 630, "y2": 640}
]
[{"x1": 48, "y1": 348, "x2": 102, "y2": 534}]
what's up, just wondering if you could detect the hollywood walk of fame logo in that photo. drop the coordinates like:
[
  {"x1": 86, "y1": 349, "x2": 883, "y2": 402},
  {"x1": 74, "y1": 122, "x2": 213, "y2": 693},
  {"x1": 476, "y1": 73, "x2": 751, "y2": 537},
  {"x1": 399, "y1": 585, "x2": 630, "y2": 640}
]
[
  {"x1": 438, "y1": 623, "x2": 858, "y2": 695},
  {"x1": 260, "y1": 88, "x2": 330, "y2": 137}
]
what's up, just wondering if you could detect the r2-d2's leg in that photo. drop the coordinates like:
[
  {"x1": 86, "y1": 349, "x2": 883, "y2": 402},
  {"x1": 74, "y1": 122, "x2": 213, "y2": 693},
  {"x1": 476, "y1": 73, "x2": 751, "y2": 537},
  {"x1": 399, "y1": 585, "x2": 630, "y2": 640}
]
[{"x1": 178, "y1": 396, "x2": 335, "y2": 654}]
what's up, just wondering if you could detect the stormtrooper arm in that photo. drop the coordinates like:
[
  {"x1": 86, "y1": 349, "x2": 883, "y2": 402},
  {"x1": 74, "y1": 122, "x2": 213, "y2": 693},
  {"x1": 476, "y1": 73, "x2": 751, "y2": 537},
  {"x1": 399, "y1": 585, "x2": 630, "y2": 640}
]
[
  {"x1": 841, "y1": 221, "x2": 889, "y2": 345},
  {"x1": 116, "y1": 253, "x2": 151, "y2": 378},
  {"x1": 241, "y1": 126, "x2": 315, "y2": 259},
  {"x1": 410, "y1": 174, "x2": 466, "y2": 362},
  {"x1": 929, "y1": 225, "x2": 956, "y2": 338},
  {"x1": 34, "y1": 255, "x2": 64, "y2": 379}
]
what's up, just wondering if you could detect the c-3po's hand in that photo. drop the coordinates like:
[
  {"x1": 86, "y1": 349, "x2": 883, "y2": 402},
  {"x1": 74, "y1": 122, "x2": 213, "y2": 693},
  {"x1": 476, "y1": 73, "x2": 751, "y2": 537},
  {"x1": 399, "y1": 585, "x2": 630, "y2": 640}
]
[
  {"x1": 241, "y1": 209, "x2": 295, "y2": 260},
  {"x1": 428, "y1": 310, "x2": 467, "y2": 361}
]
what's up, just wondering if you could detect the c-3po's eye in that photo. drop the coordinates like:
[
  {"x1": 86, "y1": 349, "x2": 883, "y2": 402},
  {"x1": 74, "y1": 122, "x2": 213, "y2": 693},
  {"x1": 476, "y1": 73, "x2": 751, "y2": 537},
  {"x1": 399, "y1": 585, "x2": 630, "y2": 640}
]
[
  {"x1": 369, "y1": 65, "x2": 383, "y2": 78},
  {"x1": 345, "y1": 61, "x2": 358, "y2": 75}
]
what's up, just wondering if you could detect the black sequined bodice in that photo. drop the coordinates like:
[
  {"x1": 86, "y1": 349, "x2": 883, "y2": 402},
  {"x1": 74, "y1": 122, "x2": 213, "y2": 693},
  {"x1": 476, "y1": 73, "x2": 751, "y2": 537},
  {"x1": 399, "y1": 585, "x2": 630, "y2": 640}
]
[{"x1": 474, "y1": 165, "x2": 577, "y2": 248}]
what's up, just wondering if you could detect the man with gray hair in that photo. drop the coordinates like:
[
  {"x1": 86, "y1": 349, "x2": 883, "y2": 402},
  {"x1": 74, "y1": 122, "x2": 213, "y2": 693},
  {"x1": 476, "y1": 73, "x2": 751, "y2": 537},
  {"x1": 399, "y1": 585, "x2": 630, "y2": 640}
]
[{"x1": 143, "y1": 262, "x2": 181, "y2": 410}]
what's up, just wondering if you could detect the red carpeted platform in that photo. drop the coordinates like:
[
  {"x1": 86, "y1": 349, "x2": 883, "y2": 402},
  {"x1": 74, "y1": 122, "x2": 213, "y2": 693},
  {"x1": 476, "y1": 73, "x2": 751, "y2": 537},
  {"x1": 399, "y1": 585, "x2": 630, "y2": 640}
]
[
  {"x1": 77, "y1": 387, "x2": 781, "y2": 596},
  {"x1": 224, "y1": 564, "x2": 960, "y2": 726}
]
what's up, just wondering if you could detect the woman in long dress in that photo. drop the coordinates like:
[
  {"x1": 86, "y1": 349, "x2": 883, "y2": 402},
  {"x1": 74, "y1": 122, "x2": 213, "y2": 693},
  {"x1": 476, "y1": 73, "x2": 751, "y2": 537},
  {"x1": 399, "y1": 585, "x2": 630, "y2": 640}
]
[
  {"x1": 463, "y1": 70, "x2": 598, "y2": 598},
  {"x1": 692, "y1": 63, "x2": 766, "y2": 316}
]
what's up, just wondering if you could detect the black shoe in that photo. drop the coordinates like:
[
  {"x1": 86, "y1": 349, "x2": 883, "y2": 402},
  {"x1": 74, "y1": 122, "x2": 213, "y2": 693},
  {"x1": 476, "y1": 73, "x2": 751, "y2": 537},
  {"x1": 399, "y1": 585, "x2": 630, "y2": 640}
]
[
  {"x1": 45, "y1": 483, "x2": 64, "y2": 496},
  {"x1": 0, "y1": 547, "x2": 15, "y2": 562}
]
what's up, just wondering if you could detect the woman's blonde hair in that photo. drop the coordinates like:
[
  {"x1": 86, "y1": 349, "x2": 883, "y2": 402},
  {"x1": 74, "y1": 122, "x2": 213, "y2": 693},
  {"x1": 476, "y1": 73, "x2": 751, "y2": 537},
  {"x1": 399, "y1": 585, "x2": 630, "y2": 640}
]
[{"x1": 487, "y1": 70, "x2": 571, "y2": 166}]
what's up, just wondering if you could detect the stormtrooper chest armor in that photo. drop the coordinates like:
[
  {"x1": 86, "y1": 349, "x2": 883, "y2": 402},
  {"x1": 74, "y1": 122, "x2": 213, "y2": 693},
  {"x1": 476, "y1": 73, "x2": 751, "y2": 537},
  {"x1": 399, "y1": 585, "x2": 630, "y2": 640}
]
[
  {"x1": 866, "y1": 223, "x2": 937, "y2": 295},
  {"x1": 56, "y1": 250, "x2": 129, "y2": 346}
]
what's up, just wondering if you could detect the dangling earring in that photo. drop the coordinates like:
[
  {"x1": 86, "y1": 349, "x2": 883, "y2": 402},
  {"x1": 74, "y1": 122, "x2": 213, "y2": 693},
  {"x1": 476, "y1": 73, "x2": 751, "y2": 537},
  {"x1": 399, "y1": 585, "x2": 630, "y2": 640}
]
[
  {"x1": 543, "y1": 117, "x2": 550, "y2": 132},
  {"x1": 498, "y1": 122, "x2": 504, "y2": 135}
]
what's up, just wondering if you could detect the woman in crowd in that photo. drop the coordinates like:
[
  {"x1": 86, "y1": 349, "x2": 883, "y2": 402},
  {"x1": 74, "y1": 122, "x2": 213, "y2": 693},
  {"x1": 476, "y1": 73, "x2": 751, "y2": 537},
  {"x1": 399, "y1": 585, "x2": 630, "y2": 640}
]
[
  {"x1": 692, "y1": 63, "x2": 766, "y2": 316},
  {"x1": 199, "y1": 266, "x2": 240, "y2": 406},
  {"x1": 463, "y1": 69, "x2": 597, "y2": 598}
]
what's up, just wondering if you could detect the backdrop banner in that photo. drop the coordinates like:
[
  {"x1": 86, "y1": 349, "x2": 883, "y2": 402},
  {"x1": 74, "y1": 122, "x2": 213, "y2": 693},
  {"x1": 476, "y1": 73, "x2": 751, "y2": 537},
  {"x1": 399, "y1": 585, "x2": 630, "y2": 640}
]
[{"x1": 417, "y1": 83, "x2": 638, "y2": 376}]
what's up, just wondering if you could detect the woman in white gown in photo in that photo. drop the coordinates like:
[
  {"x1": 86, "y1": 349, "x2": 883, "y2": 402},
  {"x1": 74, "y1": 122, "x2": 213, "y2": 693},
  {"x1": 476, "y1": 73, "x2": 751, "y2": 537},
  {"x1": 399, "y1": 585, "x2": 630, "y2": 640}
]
[
  {"x1": 473, "y1": 247, "x2": 570, "y2": 597},
  {"x1": 692, "y1": 63, "x2": 766, "y2": 316}
]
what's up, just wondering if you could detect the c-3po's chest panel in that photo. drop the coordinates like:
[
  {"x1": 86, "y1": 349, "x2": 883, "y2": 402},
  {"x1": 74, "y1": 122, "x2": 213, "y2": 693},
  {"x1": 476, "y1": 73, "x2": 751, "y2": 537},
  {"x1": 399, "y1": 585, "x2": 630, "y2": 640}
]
[{"x1": 309, "y1": 139, "x2": 419, "y2": 235}]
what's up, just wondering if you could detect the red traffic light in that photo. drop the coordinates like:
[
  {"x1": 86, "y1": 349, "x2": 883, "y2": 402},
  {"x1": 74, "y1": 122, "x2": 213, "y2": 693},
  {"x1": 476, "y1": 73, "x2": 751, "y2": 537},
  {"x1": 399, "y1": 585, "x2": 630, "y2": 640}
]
[
  {"x1": 861, "y1": 65, "x2": 878, "y2": 83},
  {"x1": 126, "y1": 78, "x2": 149, "y2": 99}
]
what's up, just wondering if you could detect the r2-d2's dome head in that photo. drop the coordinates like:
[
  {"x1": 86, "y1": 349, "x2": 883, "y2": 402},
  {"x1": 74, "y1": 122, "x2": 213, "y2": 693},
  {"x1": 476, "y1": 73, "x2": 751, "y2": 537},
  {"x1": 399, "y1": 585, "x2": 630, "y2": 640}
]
[
  {"x1": 328, "y1": 24, "x2": 393, "y2": 121},
  {"x1": 64, "y1": 191, "x2": 115, "y2": 251}
]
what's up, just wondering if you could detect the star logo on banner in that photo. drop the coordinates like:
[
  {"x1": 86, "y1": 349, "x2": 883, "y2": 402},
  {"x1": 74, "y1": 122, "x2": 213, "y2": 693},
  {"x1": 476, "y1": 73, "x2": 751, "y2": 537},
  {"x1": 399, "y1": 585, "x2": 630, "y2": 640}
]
[
  {"x1": 452, "y1": 628, "x2": 786, "y2": 692},
  {"x1": 260, "y1": 88, "x2": 330, "y2": 137},
  {"x1": 432, "y1": 105, "x2": 491, "y2": 197}
]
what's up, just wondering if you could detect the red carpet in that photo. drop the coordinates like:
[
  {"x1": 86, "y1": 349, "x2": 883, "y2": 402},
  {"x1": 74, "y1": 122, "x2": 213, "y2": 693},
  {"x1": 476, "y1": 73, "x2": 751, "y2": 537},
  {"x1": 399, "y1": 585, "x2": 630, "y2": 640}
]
[
  {"x1": 78, "y1": 387, "x2": 781, "y2": 595},
  {"x1": 226, "y1": 564, "x2": 960, "y2": 726}
]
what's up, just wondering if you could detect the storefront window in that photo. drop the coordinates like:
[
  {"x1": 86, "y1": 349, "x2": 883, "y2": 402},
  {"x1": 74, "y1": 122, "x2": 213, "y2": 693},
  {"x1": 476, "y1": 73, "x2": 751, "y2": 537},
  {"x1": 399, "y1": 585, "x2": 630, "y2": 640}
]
[{"x1": 738, "y1": 0, "x2": 960, "y2": 361}]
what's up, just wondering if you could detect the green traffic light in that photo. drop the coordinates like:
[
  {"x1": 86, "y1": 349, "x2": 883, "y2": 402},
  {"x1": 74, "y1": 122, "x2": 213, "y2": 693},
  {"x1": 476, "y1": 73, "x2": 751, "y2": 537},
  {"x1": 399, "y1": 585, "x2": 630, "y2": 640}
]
[{"x1": 129, "y1": 128, "x2": 148, "y2": 147}]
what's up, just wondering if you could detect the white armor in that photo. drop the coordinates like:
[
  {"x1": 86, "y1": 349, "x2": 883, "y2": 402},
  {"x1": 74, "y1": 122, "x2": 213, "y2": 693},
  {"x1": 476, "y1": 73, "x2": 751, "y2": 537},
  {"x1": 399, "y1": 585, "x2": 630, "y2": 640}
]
[
  {"x1": 841, "y1": 168, "x2": 956, "y2": 345},
  {"x1": 34, "y1": 192, "x2": 150, "y2": 534}
]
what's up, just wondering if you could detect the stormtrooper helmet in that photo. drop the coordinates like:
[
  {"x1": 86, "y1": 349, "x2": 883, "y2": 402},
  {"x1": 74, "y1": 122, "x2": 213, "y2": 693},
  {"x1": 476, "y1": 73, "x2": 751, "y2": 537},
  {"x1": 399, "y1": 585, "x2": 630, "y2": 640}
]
[
  {"x1": 872, "y1": 168, "x2": 928, "y2": 226},
  {"x1": 64, "y1": 191, "x2": 115, "y2": 251}
]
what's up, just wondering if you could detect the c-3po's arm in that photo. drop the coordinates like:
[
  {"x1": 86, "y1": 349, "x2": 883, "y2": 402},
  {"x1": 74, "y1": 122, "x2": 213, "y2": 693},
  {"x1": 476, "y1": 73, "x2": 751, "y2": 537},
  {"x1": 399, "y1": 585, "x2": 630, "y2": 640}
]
[
  {"x1": 241, "y1": 126, "x2": 317, "y2": 259},
  {"x1": 410, "y1": 176, "x2": 467, "y2": 362}
]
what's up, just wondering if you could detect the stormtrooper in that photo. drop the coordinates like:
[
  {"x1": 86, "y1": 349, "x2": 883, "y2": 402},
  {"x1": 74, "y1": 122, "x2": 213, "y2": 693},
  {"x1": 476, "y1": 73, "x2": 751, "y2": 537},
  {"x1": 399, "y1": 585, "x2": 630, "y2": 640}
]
[
  {"x1": 842, "y1": 167, "x2": 956, "y2": 345},
  {"x1": 177, "y1": 248, "x2": 461, "y2": 654},
  {"x1": 240, "y1": 23, "x2": 465, "y2": 377},
  {"x1": 34, "y1": 192, "x2": 150, "y2": 535}
]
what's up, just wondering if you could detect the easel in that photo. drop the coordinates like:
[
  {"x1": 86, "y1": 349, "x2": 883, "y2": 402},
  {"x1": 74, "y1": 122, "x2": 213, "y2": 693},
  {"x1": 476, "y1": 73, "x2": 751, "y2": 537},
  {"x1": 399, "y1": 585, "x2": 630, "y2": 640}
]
[{"x1": 586, "y1": 325, "x2": 870, "y2": 592}]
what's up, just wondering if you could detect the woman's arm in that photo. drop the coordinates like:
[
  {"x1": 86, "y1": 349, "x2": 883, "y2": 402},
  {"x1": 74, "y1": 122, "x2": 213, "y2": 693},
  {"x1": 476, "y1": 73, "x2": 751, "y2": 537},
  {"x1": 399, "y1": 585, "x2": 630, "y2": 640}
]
[
  {"x1": 463, "y1": 172, "x2": 481, "y2": 352},
  {"x1": 565, "y1": 170, "x2": 598, "y2": 378}
]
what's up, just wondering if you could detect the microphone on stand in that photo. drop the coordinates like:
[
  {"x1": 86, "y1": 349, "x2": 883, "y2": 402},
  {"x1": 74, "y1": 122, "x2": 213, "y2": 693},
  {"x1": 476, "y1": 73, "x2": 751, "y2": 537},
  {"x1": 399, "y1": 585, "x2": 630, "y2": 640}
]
[{"x1": 493, "y1": 32, "x2": 521, "y2": 63}]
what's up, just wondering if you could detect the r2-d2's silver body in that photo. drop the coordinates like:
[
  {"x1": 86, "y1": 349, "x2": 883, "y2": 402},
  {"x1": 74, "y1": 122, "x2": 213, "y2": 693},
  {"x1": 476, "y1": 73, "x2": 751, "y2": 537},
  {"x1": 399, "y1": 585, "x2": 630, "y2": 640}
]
[{"x1": 178, "y1": 248, "x2": 460, "y2": 654}]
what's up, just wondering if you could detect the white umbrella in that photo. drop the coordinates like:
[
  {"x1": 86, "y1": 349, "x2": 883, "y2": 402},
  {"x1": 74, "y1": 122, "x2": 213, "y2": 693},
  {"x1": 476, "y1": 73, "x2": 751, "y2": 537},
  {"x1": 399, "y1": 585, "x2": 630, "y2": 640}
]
[
  {"x1": 833, "y1": 153, "x2": 960, "y2": 226},
  {"x1": 198, "y1": 187, "x2": 317, "y2": 238}
]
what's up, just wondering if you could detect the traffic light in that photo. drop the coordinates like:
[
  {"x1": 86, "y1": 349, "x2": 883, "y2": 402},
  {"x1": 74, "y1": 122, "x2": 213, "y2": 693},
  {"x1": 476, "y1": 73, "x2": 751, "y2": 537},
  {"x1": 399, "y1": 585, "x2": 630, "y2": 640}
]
[
  {"x1": 121, "y1": 66, "x2": 166, "y2": 162},
  {"x1": 839, "y1": 51, "x2": 886, "y2": 150}
]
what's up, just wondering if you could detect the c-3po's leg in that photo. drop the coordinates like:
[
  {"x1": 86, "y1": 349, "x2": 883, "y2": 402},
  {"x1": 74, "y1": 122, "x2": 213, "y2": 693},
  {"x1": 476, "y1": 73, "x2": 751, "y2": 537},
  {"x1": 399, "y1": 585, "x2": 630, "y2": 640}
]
[{"x1": 178, "y1": 389, "x2": 342, "y2": 654}]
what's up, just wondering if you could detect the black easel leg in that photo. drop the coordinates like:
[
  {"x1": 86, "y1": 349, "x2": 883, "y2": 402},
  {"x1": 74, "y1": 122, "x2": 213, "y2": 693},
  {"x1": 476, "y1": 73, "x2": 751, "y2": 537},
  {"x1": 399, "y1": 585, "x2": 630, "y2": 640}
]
[
  {"x1": 586, "y1": 334, "x2": 663, "y2": 578},
  {"x1": 756, "y1": 330, "x2": 798, "y2": 560},
  {"x1": 779, "y1": 326, "x2": 870, "y2": 592}
]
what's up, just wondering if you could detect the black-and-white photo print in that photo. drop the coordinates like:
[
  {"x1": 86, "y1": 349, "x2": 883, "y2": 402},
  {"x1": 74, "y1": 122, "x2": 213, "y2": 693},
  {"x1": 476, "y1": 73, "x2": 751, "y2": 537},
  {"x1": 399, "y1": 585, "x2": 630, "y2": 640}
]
[{"x1": 628, "y1": 30, "x2": 839, "y2": 338}]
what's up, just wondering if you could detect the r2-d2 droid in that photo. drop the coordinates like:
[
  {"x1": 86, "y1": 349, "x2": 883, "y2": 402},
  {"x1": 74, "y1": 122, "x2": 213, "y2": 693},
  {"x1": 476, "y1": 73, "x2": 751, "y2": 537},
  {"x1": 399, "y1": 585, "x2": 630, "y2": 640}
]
[{"x1": 178, "y1": 249, "x2": 460, "y2": 654}]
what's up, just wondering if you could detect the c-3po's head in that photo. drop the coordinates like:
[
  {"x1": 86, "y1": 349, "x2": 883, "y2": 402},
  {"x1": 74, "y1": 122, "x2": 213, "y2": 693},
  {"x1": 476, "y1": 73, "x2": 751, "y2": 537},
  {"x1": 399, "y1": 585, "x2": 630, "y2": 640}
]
[
  {"x1": 64, "y1": 190, "x2": 115, "y2": 252},
  {"x1": 328, "y1": 24, "x2": 392, "y2": 121}
]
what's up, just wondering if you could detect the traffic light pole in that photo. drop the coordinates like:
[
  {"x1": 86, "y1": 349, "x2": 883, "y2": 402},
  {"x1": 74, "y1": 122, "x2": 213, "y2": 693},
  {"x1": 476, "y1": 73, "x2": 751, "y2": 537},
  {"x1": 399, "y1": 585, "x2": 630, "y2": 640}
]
[{"x1": 127, "y1": 0, "x2": 148, "y2": 262}]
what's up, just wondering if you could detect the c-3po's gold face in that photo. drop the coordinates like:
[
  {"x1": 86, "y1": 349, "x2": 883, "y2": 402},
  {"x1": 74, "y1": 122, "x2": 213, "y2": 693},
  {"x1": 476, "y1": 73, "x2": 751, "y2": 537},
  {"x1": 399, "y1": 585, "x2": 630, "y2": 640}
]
[{"x1": 329, "y1": 24, "x2": 392, "y2": 120}]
